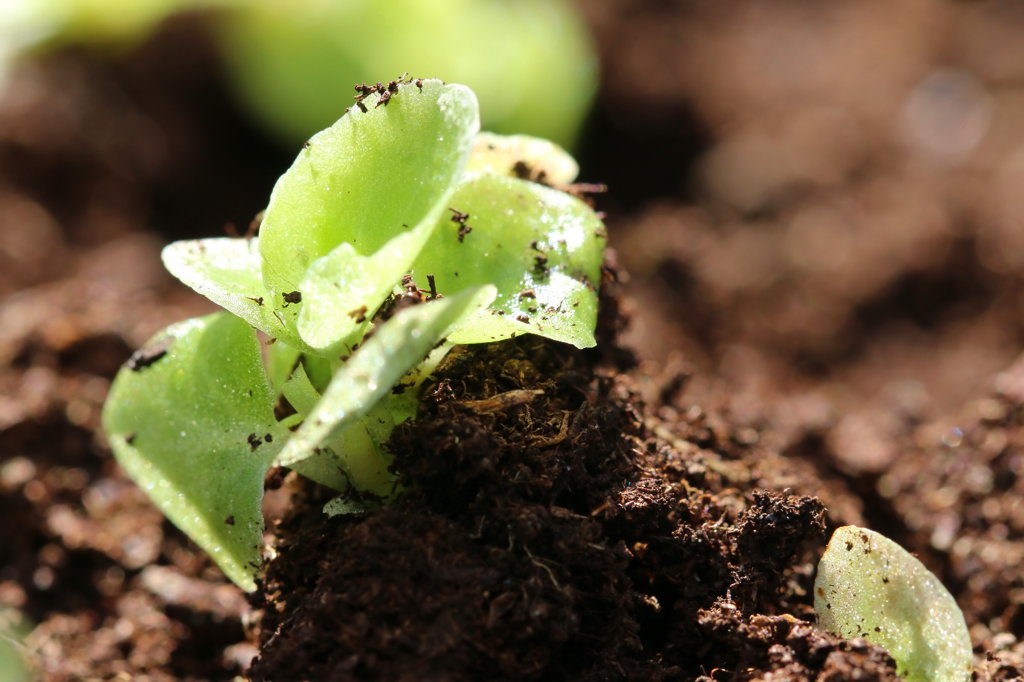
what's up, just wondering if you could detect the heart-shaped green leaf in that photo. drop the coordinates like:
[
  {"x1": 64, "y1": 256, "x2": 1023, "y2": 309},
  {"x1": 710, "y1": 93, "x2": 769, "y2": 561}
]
[{"x1": 102, "y1": 313, "x2": 287, "y2": 591}]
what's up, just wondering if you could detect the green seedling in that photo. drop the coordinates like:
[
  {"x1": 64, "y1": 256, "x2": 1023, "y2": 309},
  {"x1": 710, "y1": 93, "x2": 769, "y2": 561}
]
[
  {"x1": 814, "y1": 525, "x2": 973, "y2": 682},
  {"x1": 102, "y1": 78, "x2": 605, "y2": 591}
]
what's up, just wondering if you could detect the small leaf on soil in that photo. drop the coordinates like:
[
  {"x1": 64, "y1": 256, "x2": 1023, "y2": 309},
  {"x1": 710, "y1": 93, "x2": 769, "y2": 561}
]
[
  {"x1": 322, "y1": 496, "x2": 366, "y2": 518},
  {"x1": 814, "y1": 525, "x2": 973, "y2": 682}
]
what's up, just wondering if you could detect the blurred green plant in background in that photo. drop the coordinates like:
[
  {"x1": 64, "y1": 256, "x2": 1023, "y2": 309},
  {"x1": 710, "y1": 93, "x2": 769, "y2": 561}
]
[
  {"x1": 0, "y1": 0, "x2": 596, "y2": 148},
  {"x1": 0, "y1": 607, "x2": 31, "y2": 682}
]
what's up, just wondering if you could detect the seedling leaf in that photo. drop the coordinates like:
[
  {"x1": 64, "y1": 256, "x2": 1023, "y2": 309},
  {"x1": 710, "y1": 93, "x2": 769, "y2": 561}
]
[
  {"x1": 295, "y1": 217, "x2": 438, "y2": 354},
  {"x1": 280, "y1": 362, "x2": 320, "y2": 417},
  {"x1": 102, "y1": 79, "x2": 607, "y2": 591},
  {"x1": 102, "y1": 313, "x2": 286, "y2": 591},
  {"x1": 264, "y1": 337, "x2": 302, "y2": 394},
  {"x1": 814, "y1": 525, "x2": 973, "y2": 682},
  {"x1": 162, "y1": 237, "x2": 293, "y2": 343},
  {"x1": 275, "y1": 285, "x2": 496, "y2": 494},
  {"x1": 412, "y1": 172, "x2": 604, "y2": 348},
  {"x1": 258, "y1": 79, "x2": 479, "y2": 301},
  {"x1": 467, "y1": 132, "x2": 579, "y2": 185}
]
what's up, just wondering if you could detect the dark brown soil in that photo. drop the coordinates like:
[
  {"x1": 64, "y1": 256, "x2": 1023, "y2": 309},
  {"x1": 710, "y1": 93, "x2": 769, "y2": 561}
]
[
  {"x1": 248, "y1": 328, "x2": 898, "y2": 680},
  {"x1": 4, "y1": 3, "x2": 1024, "y2": 680}
]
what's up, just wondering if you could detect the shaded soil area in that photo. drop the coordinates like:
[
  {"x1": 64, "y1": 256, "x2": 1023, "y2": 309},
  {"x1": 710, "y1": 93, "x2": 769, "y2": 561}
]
[{"x1": 3, "y1": 2, "x2": 1024, "y2": 680}]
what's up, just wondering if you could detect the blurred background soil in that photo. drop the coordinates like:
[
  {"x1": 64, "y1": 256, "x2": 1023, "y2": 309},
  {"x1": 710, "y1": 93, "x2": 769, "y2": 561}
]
[{"x1": 3, "y1": 0, "x2": 1024, "y2": 678}]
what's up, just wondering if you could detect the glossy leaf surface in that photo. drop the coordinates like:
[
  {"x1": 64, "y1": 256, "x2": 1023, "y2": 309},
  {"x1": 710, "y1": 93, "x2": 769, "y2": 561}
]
[
  {"x1": 258, "y1": 79, "x2": 479, "y2": 304},
  {"x1": 815, "y1": 526, "x2": 973, "y2": 682},
  {"x1": 162, "y1": 237, "x2": 293, "y2": 343},
  {"x1": 102, "y1": 313, "x2": 286, "y2": 591},
  {"x1": 411, "y1": 172, "x2": 604, "y2": 348}
]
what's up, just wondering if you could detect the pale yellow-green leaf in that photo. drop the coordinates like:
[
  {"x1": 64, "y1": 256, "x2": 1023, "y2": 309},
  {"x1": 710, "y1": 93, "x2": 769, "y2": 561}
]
[
  {"x1": 467, "y1": 132, "x2": 579, "y2": 185},
  {"x1": 815, "y1": 525, "x2": 973, "y2": 682}
]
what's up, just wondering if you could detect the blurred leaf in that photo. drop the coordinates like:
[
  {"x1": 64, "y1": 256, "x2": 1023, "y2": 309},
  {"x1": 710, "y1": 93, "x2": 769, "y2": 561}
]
[
  {"x1": 0, "y1": 607, "x2": 32, "y2": 682},
  {"x1": 217, "y1": 0, "x2": 596, "y2": 147}
]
